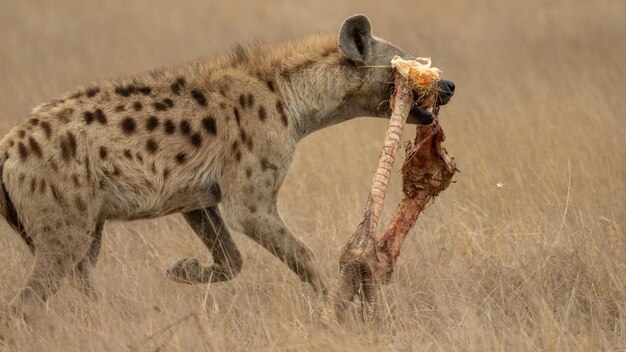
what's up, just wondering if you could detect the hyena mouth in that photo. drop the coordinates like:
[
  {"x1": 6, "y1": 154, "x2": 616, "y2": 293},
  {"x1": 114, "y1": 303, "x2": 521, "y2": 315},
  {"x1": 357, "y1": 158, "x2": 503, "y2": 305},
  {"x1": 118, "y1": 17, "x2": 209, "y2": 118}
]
[
  {"x1": 408, "y1": 95, "x2": 440, "y2": 125},
  {"x1": 393, "y1": 57, "x2": 453, "y2": 126}
]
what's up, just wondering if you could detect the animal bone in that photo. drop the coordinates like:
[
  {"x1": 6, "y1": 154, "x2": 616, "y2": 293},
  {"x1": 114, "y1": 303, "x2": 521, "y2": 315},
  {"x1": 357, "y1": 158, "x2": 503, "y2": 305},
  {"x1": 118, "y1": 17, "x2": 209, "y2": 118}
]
[{"x1": 324, "y1": 58, "x2": 457, "y2": 321}]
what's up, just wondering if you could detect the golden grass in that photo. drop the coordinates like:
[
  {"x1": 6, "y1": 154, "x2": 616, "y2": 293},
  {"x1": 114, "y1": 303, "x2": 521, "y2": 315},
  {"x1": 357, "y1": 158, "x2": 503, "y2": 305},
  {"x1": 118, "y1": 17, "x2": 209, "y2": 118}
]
[{"x1": 1, "y1": 0, "x2": 624, "y2": 350}]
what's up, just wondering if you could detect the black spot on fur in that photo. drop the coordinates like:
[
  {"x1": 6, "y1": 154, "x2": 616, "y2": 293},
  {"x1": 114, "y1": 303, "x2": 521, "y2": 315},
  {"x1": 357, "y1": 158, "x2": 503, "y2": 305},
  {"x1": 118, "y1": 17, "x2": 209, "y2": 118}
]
[
  {"x1": 170, "y1": 77, "x2": 185, "y2": 95},
  {"x1": 163, "y1": 168, "x2": 170, "y2": 181},
  {"x1": 17, "y1": 143, "x2": 28, "y2": 161},
  {"x1": 85, "y1": 156, "x2": 92, "y2": 181},
  {"x1": 17, "y1": 130, "x2": 25, "y2": 139},
  {"x1": 248, "y1": 205, "x2": 257, "y2": 213},
  {"x1": 29, "y1": 178, "x2": 36, "y2": 193},
  {"x1": 123, "y1": 149, "x2": 133, "y2": 159},
  {"x1": 57, "y1": 108, "x2": 73, "y2": 123},
  {"x1": 28, "y1": 137, "x2": 42, "y2": 158},
  {"x1": 266, "y1": 80, "x2": 275, "y2": 92},
  {"x1": 115, "y1": 104, "x2": 125, "y2": 112},
  {"x1": 50, "y1": 184, "x2": 66, "y2": 205},
  {"x1": 164, "y1": 119, "x2": 176, "y2": 134},
  {"x1": 110, "y1": 165, "x2": 121, "y2": 177},
  {"x1": 115, "y1": 85, "x2": 135, "y2": 97},
  {"x1": 190, "y1": 132, "x2": 202, "y2": 147},
  {"x1": 232, "y1": 142, "x2": 242, "y2": 162},
  {"x1": 179, "y1": 120, "x2": 191, "y2": 135},
  {"x1": 245, "y1": 167, "x2": 252, "y2": 178},
  {"x1": 163, "y1": 98, "x2": 174, "y2": 108},
  {"x1": 121, "y1": 117, "x2": 136, "y2": 134},
  {"x1": 191, "y1": 90, "x2": 207, "y2": 106},
  {"x1": 75, "y1": 196, "x2": 87, "y2": 211},
  {"x1": 95, "y1": 108, "x2": 107, "y2": 124},
  {"x1": 60, "y1": 132, "x2": 77, "y2": 162},
  {"x1": 86, "y1": 87, "x2": 100, "y2": 98},
  {"x1": 258, "y1": 106, "x2": 267, "y2": 121},
  {"x1": 276, "y1": 100, "x2": 289, "y2": 126},
  {"x1": 234, "y1": 107, "x2": 241, "y2": 125},
  {"x1": 84, "y1": 111, "x2": 95, "y2": 124},
  {"x1": 261, "y1": 158, "x2": 279, "y2": 171},
  {"x1": 146, "y1": 116, "x2": 159, "y2": 131},
  {"x1": 153, "y1": 101, "x2": 167, "y2": 111},
  {"x1": 239, "y1": 94, "x2": 246, "y2": 108},
  {"x1": 210, "y1": 183, "x2": 221, "y2": 200},
  {"x1": 146, "y1": 139, "x2": 159, "y2": 154},
  {"x1": 175, "y1": 153, "x2": 187, "y2": 164},
  {"x1": 40, "y1": 121, "x2": 52, "y2": 139},
  {"x1": 133, "y1": 101, "x2": 142, "y2": 111},
  {"x1": 219, "y1": 102, "x2": 227, "y2": 109},
  {"x1": 29, "y1": 118, "x2": 39, "y2": 126},
  {"x1": 138, "y1": 86, "x2": 152, "y2": 95},
  {"x1": 202, "y1": 116, "x2": 217, "y2": 135},
  {"x1": 99, "y1": 146, "x2": 108, "y2": 159},
  {"x1": 247, "y1": 93, "x2": 254, "y2": 108}
]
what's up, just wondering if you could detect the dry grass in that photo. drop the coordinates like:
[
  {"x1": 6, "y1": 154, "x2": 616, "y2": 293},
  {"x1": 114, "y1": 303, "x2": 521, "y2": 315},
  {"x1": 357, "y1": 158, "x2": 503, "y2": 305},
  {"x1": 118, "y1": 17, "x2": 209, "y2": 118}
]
[{"x1": 1, "y1": 0, "x2": 625, "y2": 351}]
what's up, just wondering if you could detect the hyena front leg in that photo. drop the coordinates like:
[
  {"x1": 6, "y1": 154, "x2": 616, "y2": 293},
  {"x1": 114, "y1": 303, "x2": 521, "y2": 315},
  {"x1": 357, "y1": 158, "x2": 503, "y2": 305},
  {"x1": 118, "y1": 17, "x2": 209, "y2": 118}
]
[
  {"x1": 225, "y1": 198, "x2": 327, "y2": 294},
  {"x1": 167, "y1": 206, "x2": 243, "y2": 284}
]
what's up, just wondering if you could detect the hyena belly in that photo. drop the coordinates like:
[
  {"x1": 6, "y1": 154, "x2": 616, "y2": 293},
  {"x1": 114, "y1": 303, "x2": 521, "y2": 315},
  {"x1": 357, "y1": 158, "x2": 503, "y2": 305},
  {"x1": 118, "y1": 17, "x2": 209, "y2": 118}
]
[
  {"x1": 86, "y1": 122, "x2": 227, "y2": 221},
  {"x1": 97, "y1": 161, "x2": 223, "y2": 221}
]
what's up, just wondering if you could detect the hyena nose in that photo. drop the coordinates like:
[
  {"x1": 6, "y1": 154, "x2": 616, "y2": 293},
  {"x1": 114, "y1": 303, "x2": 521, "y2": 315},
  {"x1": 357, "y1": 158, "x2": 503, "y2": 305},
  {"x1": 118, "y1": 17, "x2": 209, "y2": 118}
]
[
  {"x1": 444, "y1": 80, "x2": 455, "y2": 93},
  {"x1": 437, "y1": 79, "x2": 455, "y2": 105}
]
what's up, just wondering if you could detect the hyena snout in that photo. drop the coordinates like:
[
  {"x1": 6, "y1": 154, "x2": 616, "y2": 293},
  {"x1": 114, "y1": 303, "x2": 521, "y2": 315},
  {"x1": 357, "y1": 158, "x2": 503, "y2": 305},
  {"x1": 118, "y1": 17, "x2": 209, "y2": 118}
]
[
  {"x1": 407, "y1": 79, "x2": 456, "y2": 125},
  {"x1": 437, "y1": 79, "x2": 455, "y2": 106}
]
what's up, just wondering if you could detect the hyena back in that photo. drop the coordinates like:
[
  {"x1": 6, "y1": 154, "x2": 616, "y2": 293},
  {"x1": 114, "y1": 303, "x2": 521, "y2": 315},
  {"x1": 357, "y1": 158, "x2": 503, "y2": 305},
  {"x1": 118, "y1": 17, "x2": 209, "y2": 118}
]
[{"x1": 0, "y1": 15, "x2": 455, "y2": 317}]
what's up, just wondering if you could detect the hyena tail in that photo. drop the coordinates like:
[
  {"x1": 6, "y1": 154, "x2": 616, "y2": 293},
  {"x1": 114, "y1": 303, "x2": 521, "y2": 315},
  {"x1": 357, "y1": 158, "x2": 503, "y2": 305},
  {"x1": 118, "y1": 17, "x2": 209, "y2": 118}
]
[{"x1": 0, "y1": 152, "x2": 35, "y2": 252}]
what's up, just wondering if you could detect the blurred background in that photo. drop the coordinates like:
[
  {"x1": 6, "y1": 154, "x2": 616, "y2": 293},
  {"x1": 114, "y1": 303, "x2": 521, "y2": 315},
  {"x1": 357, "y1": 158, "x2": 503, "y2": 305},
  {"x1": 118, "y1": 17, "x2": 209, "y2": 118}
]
[{"x1": 1, "y1": 1, "x2": 624, "y2": 351}]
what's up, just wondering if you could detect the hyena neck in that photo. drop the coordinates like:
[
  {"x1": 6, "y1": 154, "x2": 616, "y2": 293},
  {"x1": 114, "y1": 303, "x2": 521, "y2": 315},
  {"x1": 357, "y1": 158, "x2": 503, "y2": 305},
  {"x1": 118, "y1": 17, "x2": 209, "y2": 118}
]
[{"x1": 269, "y1": 36, "x2": 362, "y2": 140}]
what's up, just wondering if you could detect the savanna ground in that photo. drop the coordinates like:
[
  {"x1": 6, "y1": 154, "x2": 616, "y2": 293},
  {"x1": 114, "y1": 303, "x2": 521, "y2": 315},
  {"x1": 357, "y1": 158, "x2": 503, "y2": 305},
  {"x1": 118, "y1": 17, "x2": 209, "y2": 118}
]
[{"x1": 0, "y1": 1, "x2": 624, "y2": 351}]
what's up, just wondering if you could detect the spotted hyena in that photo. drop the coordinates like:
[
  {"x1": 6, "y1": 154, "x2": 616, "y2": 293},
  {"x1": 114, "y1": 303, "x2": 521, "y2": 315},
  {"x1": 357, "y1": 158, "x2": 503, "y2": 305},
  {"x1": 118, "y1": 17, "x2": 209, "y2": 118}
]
[{"x1": 0, "y1": 15, "x2": 454, "y2": 316}]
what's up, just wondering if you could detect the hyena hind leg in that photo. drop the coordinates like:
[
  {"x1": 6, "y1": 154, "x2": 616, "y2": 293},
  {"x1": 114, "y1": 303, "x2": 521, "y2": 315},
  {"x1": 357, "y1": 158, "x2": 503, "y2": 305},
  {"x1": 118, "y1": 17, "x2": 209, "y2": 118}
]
[
  {"x1": 11, "y1": 224, "x2": 95, "y2": 320},
  {"x1": 69, "y1": 221, "x2": 105, "y2": 299}
]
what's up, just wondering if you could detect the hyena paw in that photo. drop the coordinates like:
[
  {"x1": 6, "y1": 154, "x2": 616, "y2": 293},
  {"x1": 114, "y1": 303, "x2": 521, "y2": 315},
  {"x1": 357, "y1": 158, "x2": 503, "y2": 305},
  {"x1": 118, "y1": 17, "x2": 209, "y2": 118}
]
[
  {"x1": 167, "y1": 258, "x2": 205, "y2": 284},
  {"x1": 167, "y1": 258, "x2": 240, "y2": 284}
]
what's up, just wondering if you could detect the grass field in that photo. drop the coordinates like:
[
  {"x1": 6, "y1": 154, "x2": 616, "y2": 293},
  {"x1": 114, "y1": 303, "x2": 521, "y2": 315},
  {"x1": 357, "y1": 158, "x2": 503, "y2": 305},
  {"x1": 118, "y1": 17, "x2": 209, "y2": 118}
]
[{"x1": 0, "y1": 0, "x2": 624, "y2": 351}]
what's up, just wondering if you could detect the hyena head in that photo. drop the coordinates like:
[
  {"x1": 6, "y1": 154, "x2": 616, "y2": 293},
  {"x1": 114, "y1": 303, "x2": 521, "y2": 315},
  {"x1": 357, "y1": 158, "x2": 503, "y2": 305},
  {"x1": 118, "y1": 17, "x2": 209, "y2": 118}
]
[{"x1": 338, "y1": 14, "x2": 455, "y2": 124}]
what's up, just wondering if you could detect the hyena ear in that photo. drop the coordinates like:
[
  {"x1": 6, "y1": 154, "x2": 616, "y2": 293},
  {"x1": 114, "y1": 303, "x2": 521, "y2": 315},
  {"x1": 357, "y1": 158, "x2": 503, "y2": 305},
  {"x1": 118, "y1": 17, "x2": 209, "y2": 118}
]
[{"x1": 339, "y1": 14, "x2": 373, "y2": 64}]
